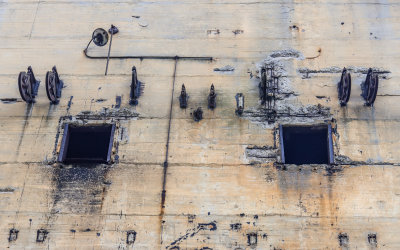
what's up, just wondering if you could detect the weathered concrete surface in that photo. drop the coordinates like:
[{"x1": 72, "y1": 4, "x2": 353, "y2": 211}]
[{"x1": 0, "y1": 0, "x2": 400, "y2": 249}]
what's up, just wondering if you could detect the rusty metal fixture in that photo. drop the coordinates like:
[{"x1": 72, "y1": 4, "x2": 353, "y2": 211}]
[
  {"x1": 193, "y1": 107, "x2": 203, "y2": 122},
  {"x1": 259, "y1": 68, "x2": 267, "y2": 104},
  {"x1": 259, "y1": 66, "x2": 278, "y2": 123},
  {"x1": 36, "y1": 229, "x2": 48, "y2": 243},
  {"x1": 338, "y1": 67, "x2": 351, "y2": 106},
  {"x1": 208, "y1": 84, "x2": 216, "y2": 109},
  {"x1": 362, "y1": 68, "x2": 379, "y2": 106},
  {"x1": 18, "y1": 66, "x2": 40, "y2": 103},
  {"x1": 108, "y1": 24, "x2": 119, "y2": 36},
  {"x1": 235, "y1": 93, "x2": 244, "y2": 115},
  {"x1": 126, "y1": 230, "x2": 137, "y2": 245},
  {"x1": 267, "y1": 110, "x2": 277, "y2": 123},
  {"x1": 8, "y1": 229, "x2": 18, "y2": 242},
  {"x1": 179, "y1": 84, "x2": 188, "y2": 108},
  {"x1": 130, "y1": 66, "x2": 143, "y2": 105},
  {"x1": 45, "y1": 66, "x2": 64, "y2": 104}
]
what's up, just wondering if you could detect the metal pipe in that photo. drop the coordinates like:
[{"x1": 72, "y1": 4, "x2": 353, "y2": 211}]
[
  {"x1": 159, "y1": 57, "x2": 178, "y2": 244},
  {"x1": 105, "y1": 32, "x2": 113, "y2": 75},
  {"x1": 84, "y1": 48, "x2": 213, "y2": 61},
  {"x1": 84, "y1": 38, "x2": 93, "y2": 54}
]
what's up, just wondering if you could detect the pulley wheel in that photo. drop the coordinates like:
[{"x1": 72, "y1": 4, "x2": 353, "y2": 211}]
[
  {"x1": 46, "y1": 71, "x2": 58, "y2": 103},
  {"x1": 18, "y1": 72, "x2": 33, "y2": 103}
]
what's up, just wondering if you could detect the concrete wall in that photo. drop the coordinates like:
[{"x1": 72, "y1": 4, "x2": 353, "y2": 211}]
[{"x1": 0, "y1": 0, "x2": 399, "y2": 249}]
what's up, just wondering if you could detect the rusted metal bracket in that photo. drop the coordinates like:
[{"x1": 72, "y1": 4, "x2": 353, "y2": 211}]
[
  {"x1": 361, "y1": 68, "x2": 379, "y2": 106},
  {"x1": 259, "y1": 67, "x2": 278, "y2": 123},
  {"x1": 179, "y1": 84, "x2": 188, "y2": 109},
  {"x1": 45, "y1": 66, "x2": 64, "y2": 104},
  {"x1": 208, "y1": 84, "x2": 216, "y2": 109},
  {"x1": 235, "y1": 93, "x2": 244, "y2": 115},
  {"x1": 129, "y1": 66, "x2": 143, "y2": 105},
  {"x1": 259, "y1": 68, "x2": 267, "y2": 104},
  {"x1": 8, "y1": 229, "x2": 18, "y2": 242},
  {"x1": 18, "y1": 66, "x2": 40, "y2": 103},
  {"x1": 338, "y1": 67, "x2": 351, "y2": 106},
  {"x1": 126, "y1": 230, "x2": 136, "y2": 245},
  {"x1": 36, "y1": 229, "x2": 48, "y2": 243}
]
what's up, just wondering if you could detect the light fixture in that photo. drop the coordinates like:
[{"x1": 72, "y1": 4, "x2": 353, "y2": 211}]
[{"x1": 84, "y1": 25, "x2": 119, "y2": 75}]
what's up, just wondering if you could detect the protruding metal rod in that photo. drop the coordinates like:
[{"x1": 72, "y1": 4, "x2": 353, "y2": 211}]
[
  {"x1": 105, "y1": 32, "x2": 113, "y2": 76},
  {"x1": 104, "y1": 25, "x2": 119, "y2": 75}
]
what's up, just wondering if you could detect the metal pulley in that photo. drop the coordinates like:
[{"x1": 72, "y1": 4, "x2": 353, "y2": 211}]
[
  {"x1": 18, "y1": 66, "x2": 40, "y2": 103},
  {"x1": 45, "y1": 66, "x2": 64, "y2": 104},
  {"x1": 338, "y1": 67, "x2": 351, "y2": 106},
  {"x1": 362, "y1": 68, "x2": 379, "y2": 106}
]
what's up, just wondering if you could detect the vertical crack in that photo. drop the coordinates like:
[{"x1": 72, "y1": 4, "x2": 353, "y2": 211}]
[{"x1": 29, "y1": 0, "x2": 41, "y2": 39}]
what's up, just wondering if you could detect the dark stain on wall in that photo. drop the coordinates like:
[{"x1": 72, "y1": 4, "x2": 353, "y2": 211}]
[
  {"x1": 230, "y1": 223, "x2": 242, "y2": 231},
  {"x1": 338, "y1": 233, "x2": 349, "y2": 248},
  {"x1": 51, "y1": 164, "x2": 110, "y2": 214},
  {"x1": 368, "y1": 233, "x2": 377, "y2": 247}
]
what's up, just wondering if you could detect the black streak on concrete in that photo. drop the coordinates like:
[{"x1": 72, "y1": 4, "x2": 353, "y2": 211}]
[
  {"x1": 0, "y1": 98, "x2": 20, "y2": 104},
  {"x1": 166, "y1": 222, "x2": 217, "y2": 249},
  {"x1": 230, "y1": 223, "x2": 242, "y2": 231},
  {"x1": 51, "y1": 164, "x2": 109, "y2": 214},
  {"x1": 16, "y1": 103, "x2": 34, "y2": 155}
]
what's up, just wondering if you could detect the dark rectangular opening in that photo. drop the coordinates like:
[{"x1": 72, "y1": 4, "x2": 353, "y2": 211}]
[
  {"x1": 58, "y1": 124, "x2": 115, "y2": 164},
  {"x1": 280, "y1": 124, "x2": 334, "y2": 164}
]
